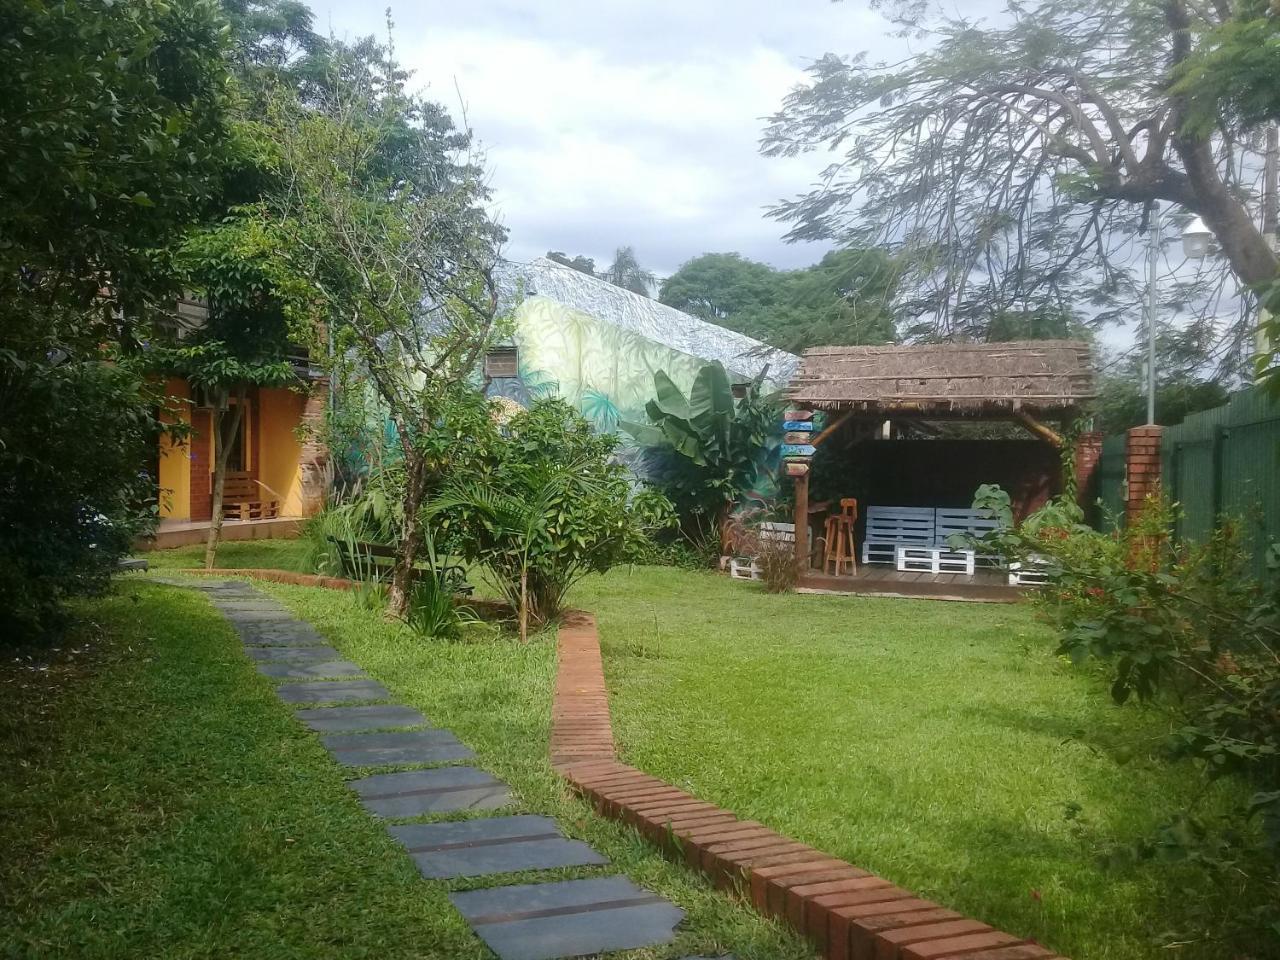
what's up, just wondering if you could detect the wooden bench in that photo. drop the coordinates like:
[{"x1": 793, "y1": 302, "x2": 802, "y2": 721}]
[
  {"x1": 222, "y1": 474, "x2": 279, "y2": 521},
  {"x1": 861, "y1": 506, "x2": 935, "y2": 565},
  {"x1": 327, "y1": 537, "x2": 473, "y2": 595}
]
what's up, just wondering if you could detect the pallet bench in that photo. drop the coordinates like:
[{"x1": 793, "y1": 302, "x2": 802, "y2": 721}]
[
  {"x1": 222, "y1": 475, "x2": 279, "y2": 521},
  {"x1": 864, "y1": 505, "x2": 1005, "y2": 575}
]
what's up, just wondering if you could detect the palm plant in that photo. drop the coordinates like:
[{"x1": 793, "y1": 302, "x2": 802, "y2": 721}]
[
  {"x1": 427, "y1": 460, "x2": 602, "y2": 642},
  {"x1": 602, "y1": 246, "x2": 656, "y2": 297}
]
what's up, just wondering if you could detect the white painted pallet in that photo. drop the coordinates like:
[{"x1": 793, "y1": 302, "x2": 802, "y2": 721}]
[
  {"x1": 862, "y1": 506, "x2": 935, "y2": 565},
  {"x1": 896, "y1": 545, "x2": 976, "y2": 576}
]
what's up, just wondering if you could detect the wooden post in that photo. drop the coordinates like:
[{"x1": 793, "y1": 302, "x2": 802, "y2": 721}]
[{"x1": 794, "y1": 471, "x2": 809, "y2": 571}]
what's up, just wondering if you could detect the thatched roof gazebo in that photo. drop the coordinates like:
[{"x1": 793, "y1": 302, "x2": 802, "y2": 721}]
[
  {"x1": 784, "y1": 340, "x2": 1097, "y2": 584},
  {"x1": 789, "y1": 339, "x2": 1094, "y2": 418}
]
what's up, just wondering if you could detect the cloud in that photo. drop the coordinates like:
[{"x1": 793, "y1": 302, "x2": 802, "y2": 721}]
[{"x1": 315, "y1": 1, "x2": 897, "y2": 276}]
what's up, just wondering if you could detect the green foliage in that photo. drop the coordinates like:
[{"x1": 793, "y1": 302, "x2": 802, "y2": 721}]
[
  {"x1": 0, "y1": 353, "x2": 162, "y2": 639},
  {"x1": 971, "y1": 488, "x2": 1280, "y2": 949},
  {"x1": 659, "y1": 249, "x2": 897, "y2": 350},
  {"x1": 545, "y1": 251, "x2": 596, "y2": 275},
  {"x1": 431, "y1": 399, "x2": 675, "y2": 630},
  {"x1": 1172, "y1": 4, "x2": 1280, "y2": 135},
  {"x1": 600, "y1": 246, "x2": 655, "y2": 296},
  {"x1": 623, "y1": 362, "x2": 780, "y2": 527},
  {"x1": 1, "y1": 0, "x2": 232, "y2": 339}
]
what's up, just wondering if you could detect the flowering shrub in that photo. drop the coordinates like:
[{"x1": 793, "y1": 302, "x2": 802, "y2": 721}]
[{"x1": 971, "y1": 486, "x2": 1280, "y2": 949}]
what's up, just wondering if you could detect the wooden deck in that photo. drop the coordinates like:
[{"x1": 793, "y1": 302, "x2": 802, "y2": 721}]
[{"x1": 797, "y1": 564, "x2": 1021, "y2": 603}]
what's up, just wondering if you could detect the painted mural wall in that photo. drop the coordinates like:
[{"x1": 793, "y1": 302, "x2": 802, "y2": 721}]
[{"x1": 487, "y1": 295, "x2": 757, "y2": 433}]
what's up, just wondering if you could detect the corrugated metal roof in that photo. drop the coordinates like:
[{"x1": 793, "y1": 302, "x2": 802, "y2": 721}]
[{"x1": 497, "y1": 257, "x2": 799, "y2": 384}]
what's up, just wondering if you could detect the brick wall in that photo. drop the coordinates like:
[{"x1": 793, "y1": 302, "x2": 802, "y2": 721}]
[
  {"x1": 1073, "y1": 431, "x2": 1103, "y2": 507},
  {"x1": 190, "y1": 408, "x2": 212, "y2": 521},
  {"x1": 298, "y1": 379, "x2": 330, "y2": 515},
  {"x1": 1124, "y1": 426, "x2": 1162, "y2": 523}
]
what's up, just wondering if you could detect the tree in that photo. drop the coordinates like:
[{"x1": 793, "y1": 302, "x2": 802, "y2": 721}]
[
  {"x1": 659, "y1": 249, "x2": 897, "y2": 349},
  {"x1": 546, "y1": 251, "x2": 597, "y2": 276},
  {"x1": 602, "y1": 246, "x2": 656, "y2": 297},
  {"x1": 430, "y1": 400, "x2": 671, "y2": 641},
  {"x1": 762, "y1": 0, "x2": 1278, "y2": 364},
  {"x1": 269, "y1": 50, "x2": 507, "y2": 618},
  {"x1": 1, "y1": 0, "x2": 232, "y2": 636}
]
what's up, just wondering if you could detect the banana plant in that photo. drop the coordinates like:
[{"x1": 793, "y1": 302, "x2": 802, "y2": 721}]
[{"x1": 622, "y1": 361, "x2": 780, "y2": 532}]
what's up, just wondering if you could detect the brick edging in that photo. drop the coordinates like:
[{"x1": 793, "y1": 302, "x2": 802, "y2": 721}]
[{"x1": 551, "y1": 617, "x2": 1066, "y2": 960}]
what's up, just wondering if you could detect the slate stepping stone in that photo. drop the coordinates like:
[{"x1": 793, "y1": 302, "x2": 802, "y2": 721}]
[
  {"x1": 349, "y1": 766, "x2": 510, "y2": 817},
  {"x1": 450, "y1": 876, "x2": 683, "y2": 960},
  {"x1": 244, "y1": 645, "x2": 344, "y2": 663},
  {"x1": 222, "y1": 608, "x2": 297, "y2": 624},
  {"x1": 237, "y1": 626, "x2": 328, "y2": 646},
  {"x1": 322, "y1": 729, "x2": 472, "y2": 766},
  {"x1": 295, "y1": 704, "x2": 428, "y2": 733},
  {"x1": 257, "y1": 660, "x2": 368, "y2": 680},
  {"x1": 276, "y1": 680, "x2": 390, "y2": 704},
  {"x1": 388, "y1": 814, "x2": 607, "y2": 879}
]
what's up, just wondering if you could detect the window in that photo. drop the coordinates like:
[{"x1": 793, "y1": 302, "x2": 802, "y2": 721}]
[{"x1": 484, "y1": 346, "x2": 519, "y2": 379}]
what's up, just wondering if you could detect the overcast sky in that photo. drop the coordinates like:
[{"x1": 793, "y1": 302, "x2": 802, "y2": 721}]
[{"x1": 313, "y1": 1, "x2": 905, "y2": 279}]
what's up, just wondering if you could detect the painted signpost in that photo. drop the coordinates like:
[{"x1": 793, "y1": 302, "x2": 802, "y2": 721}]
[{"x1": 781, "y1": 410, "x2": 821, "y2": 479}]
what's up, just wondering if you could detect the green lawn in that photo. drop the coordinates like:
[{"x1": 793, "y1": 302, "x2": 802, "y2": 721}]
[
  {"x1": 1, "y1": 573, "x2": 810, "y2": 959},
  {"x1": 573, "y1": 566, "x2": 1253, "y2": 960},
  {"x1": 132, "y1": 540, "x2": 1255, "y2": 958}
]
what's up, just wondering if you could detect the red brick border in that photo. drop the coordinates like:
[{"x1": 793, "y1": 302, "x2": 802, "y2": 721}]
[
  {"x1": 551, "y1": 617, "x2": 1067, "y2": 960},
  {"x1": 171, "y1": 567, "x2": 1066, "y2": 959}
]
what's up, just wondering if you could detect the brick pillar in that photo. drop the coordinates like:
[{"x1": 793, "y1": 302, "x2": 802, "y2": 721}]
[
  {"x1": 297, "y1": 378, "x2": 330, "y2": 516},
  {"x1": 1073, "y1": 430, "x2": 1103, "y2": 506},
  {"x1": 189, "y1": 408, "x2": 212, "y2": 521},
  {"x1": 1124, "y1": 425, "x2": 1163, "y2": 524}
]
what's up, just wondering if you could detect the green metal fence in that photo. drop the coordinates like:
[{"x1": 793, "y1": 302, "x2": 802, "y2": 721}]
[
  {"x1": 1162, "y1": 386, "x2": 1280, "y2": 579},
  {"x1": 1095, "y1": 434, "x2": 1127, "y2": 531}
]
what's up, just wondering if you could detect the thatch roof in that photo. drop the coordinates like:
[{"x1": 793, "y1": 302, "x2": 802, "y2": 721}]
[{"x1": 787, "y1": 340, "x2": 1095, "y2": 415}]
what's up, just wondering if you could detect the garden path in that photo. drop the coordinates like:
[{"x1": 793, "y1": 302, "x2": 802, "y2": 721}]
[{"x1": 158, "y1": 578, "x2": 729, "y2": 960}]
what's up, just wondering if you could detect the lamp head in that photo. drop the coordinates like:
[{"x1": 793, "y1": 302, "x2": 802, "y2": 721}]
[{"x1": 1181, "y1": 216, "x2": 1213, "y2": 259}]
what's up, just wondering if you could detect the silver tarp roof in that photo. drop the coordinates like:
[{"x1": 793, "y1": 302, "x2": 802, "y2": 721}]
[{"x1": 496, "y1": 257, "x2": 799, "y2": 384}]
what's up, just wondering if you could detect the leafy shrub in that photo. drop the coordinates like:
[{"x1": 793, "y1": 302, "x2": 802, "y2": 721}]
[
  {"x1": 973, "y1": 485, "x2": 1280, "y2": 950},
  {"x1": 623, "y1": 361, "x2": 780, "y2": 542},
  {"x1": 404, "y1": 572, "x2": 474, "y2": 641},
  {"x1": 0, "y1": 353, "x2": 162, "y2": 640},
  {"x1": 431, "y1": 399, "x2": 675, "y2": 638}
]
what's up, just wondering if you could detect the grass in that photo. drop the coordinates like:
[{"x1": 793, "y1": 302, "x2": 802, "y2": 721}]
[
  {"x1": 572, "y1": 566, "x2": 1255, "y2": 960},
  {"x1": 0, "y1": 571, "x2": 812, "y2": 959},
  {"x1": 131, "y1": 539, "x2": 1257, "y2": 957}
]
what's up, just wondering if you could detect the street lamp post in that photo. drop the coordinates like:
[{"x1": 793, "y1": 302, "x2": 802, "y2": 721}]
[{"x1": 1145, "y1": 211, "x2": 1214, "y2": 426}]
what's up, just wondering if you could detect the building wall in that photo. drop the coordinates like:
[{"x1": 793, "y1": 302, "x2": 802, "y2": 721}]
[
  {"x1": 158, "y1": 376, "x2": 192, "y2": 521},
  {"x1": 258, "y1": 386, "x2": 307, "y2": 516}
]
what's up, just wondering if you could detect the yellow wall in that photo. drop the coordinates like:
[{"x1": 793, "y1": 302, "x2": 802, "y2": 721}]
[
  {"x1": 158, "y1": 377, "x2": 192, "y2": 520},
  {"x1": 258, "y1": 387, "x2": 307, "y2": 517}
]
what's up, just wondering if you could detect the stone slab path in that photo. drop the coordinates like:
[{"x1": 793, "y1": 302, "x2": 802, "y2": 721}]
[{"x1": 158, "y1": 577, "x2": 690, "y2": 960}]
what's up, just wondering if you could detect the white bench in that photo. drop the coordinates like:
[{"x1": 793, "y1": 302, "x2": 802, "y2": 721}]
[
  {"x1": 862, "y1": 506, "x2": 935, "y2": 565},
  {"x1": 934, "y1": 507, "x2": 1003, "y2": 568},
  {"x1": 729, "y1": 522, "x2": 804, "y2": 580}
]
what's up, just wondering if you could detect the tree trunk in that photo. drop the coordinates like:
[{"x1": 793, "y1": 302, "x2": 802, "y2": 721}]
[
  {"x1": 1178, "y1": 134, "x2": 1279, "y2": 287},
  {"x1": 519, "y1": 568, "x2": 528, "y2": 644},
  {"x1": 204, "y1": 385, "x2": 246, "y2": 571},
  {"x1": 1165, "y1": 0, "x2": 1279, "y2": 289},
  {"x1": 387, "y1": 455, "x2": 426, "y2": 619}
]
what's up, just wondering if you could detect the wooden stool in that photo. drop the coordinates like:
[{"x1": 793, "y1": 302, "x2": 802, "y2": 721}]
[{"x1": 824, "y1": 498, "x2": 858, "y2": 576}]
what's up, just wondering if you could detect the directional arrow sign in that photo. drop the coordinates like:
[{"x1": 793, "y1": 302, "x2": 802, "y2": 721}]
[
  {"x1": 781, "y1": 444, "x2": 816, "y2": 457},
  {"x1": 783, "y1": 410, "x2": 813, "y2": 421},
  {"x1": 784, "y1": 431, "x2": 814, "y2": 444},
  {"x1": 782, "y1": 421, "x2": 814, "y2": 432}
]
